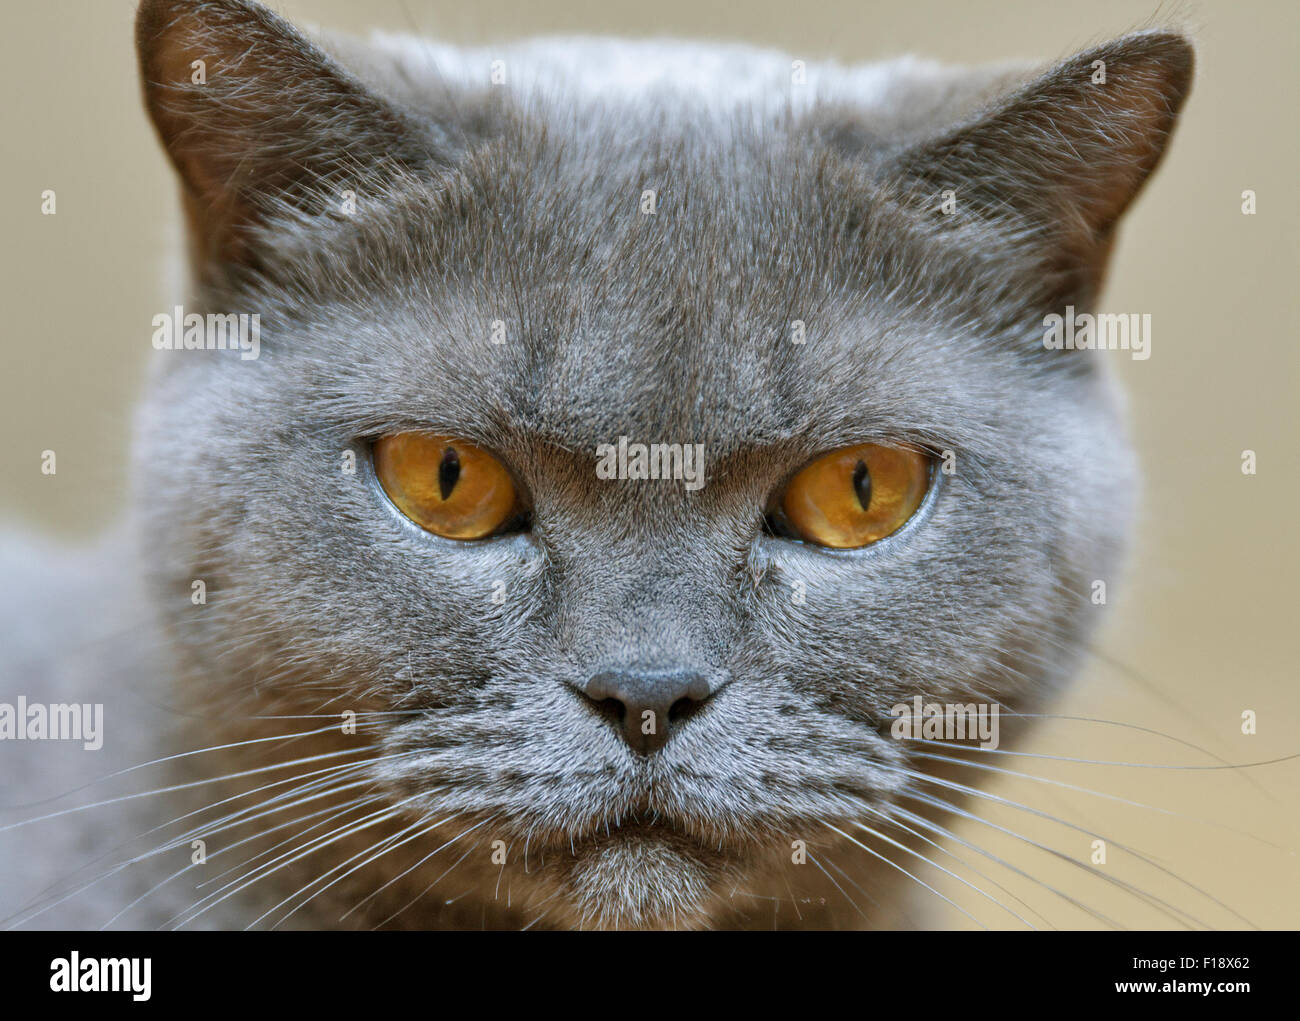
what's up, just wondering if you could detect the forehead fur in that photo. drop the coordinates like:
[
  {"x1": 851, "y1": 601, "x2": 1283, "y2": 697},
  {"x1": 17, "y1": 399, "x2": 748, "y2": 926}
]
[{"x1": 222, "y1": 103, "x2": 1056, "y2": 467}]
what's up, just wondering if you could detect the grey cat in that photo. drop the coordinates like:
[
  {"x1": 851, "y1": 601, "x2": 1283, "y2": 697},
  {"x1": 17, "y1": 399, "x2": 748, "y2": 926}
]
[{"x1": 0, "y1": 0, "x2": 1191, "y2": 929}]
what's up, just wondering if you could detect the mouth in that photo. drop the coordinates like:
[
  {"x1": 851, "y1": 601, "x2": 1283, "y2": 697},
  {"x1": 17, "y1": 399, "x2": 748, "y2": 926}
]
[{"x1": 381, "y1": 746, "x2": 818, "y2": 927}]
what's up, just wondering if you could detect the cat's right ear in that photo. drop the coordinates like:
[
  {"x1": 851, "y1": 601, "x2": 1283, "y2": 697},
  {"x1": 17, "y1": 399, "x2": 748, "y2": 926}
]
[{"x1": 136, "y1": 0, "x2": 436, "y2": 269}]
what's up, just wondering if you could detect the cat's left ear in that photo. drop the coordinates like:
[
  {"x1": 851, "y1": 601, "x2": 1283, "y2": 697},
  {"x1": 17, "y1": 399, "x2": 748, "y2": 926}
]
[
  {"x1": 881, "y1": 30, "x2": 1194, "y2": 304},
  {"x1": 136, "y1": 0, "x2": 439, "y2": 269}
]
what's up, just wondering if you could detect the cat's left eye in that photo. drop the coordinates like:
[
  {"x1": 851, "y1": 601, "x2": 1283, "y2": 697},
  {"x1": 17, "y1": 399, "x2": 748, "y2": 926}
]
[
  {"x1": 766, "y1": 442, "x2": 932, "y2": 549},
  {"x1": 372, "y1": 433, "x2": 526, "y2": 540}
]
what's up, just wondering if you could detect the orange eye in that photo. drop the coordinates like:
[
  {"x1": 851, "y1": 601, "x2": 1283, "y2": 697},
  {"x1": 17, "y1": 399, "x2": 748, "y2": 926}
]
[
  {"x1": 772, "y1": 443, "x2": 931, "y2": 549},
  {"x1": 373, "y1": 433, "x2": 523, "y2": 540}
]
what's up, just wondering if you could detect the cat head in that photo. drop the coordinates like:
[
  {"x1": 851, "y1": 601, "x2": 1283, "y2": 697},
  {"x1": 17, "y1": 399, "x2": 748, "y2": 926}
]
[{"x1": 133, "y1": 0, "x2": 1191, "y2": 927}]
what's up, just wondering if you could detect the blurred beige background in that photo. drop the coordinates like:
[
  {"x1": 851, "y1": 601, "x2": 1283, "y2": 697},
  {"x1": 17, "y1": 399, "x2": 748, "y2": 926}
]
[{"x1": 1, "y1": 0, "x2": 1296, "y2": 928}]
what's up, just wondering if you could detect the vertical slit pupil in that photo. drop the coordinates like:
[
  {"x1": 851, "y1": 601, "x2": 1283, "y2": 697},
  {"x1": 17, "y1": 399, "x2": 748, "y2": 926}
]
[
  {"x1": 852, "y1": 459, "x2": 871, "y2": 511},
  {"x1": 438, "y1": 447, "x2": 460, "y2": 501}
]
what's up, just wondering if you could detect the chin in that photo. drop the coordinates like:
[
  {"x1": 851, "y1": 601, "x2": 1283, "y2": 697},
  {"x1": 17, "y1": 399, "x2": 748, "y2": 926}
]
[{"x1": 547, "y1": 828, "x2": 745, "y2": 930}]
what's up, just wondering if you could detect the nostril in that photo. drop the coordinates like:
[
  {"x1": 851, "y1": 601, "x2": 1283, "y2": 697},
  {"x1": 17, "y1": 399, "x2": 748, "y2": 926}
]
[
  {"x1": 594, "y1": 696, "x2": 625, "y2": 727},
  {"x1": 669, "y1": 696, "x2": 704, "y2": 723}
]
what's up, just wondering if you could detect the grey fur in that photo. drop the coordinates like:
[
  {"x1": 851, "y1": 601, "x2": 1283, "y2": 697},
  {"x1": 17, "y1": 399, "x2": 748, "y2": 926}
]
[{"x1": 0, "y1": 0, "x2": 1191, "y2": 929}]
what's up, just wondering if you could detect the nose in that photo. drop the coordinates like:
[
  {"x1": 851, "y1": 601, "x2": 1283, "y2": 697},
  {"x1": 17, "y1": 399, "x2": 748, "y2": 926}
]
[{"x1": 579, "y1": 668, "x2": 715, "y2": 754}]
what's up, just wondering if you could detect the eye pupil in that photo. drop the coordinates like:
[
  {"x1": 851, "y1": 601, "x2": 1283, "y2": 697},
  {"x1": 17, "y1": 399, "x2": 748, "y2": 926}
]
[
  {"x1": 852, "y1": 459, "x2": 872, "y2": 510},
  {"x1": 438, "y1": 446, "x2": 460, "y2": 501}
]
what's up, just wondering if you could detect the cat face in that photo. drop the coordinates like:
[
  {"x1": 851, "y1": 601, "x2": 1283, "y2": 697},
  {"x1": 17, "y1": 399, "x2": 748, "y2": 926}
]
[{"x1": 134, "y1": 0, "x2": 1190, "y2": 927}]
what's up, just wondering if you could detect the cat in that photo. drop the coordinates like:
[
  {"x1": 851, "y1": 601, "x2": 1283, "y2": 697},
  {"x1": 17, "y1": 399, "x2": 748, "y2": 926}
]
[{"x1": 0, "y1": 0, "x2": 1192, "y2": 929}]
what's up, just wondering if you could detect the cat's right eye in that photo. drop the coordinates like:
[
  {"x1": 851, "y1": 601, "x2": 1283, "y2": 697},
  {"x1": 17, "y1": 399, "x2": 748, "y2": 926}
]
[{"x1": 372, "y1": 433, "x2": 526, "y2": 540}]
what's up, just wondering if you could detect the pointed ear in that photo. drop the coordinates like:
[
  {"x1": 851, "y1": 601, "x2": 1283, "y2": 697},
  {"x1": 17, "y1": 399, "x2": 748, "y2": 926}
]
[
  {"x1": 136, "y1": 0, "x2": 436, "y2": 268},
  {"x1": 883, "y1": 31, "x2": 1194, "y2": 304}
]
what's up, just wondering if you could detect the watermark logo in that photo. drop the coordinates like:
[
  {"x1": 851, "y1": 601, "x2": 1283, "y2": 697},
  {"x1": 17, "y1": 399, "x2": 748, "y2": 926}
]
[
  {"x1": 889, "y1": 696, "x2": 1000, "y2": 750},
  {"x1": 595, "y1": 436, "x2": 706, "y2": 492},
  {"x1": 0, "y1": 696, "x2": 103, "y2": 750},
  {"x1": 151, "y1": 305, "x2": 260, "y2": 360},
  {"x1": 50, "y1": 953, "x2": 150, "y2": 1001},
  {"x1": 1043, "y1": 305, "x2": 1151, "y2": 361}
]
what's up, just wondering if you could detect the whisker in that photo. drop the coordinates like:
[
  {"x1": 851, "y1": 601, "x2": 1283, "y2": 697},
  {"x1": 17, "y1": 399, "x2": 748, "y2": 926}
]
[
  {"x1": 857, "y1": 802, "x2": 1048, "y2": 929},
  {"x1": 372, "y1": 818, "x2": 496, "y2": 929},
  {"x1": 261, "y1": 814, "x2": 448, "y2": 930},
  {"x1": 99, "y1": 789, "x2": 384, "y2": 929},
  {"x1": 907, "y1": 739, "x2": 1300, "y2": 771},
  {"x1": 850, "y1": 818, "x2": 1035, "y2": 928},
  {"x1": 894, "y1": 783, "x2": 1203, "y2": 929},
  {"x1": 167, "y1": 800, "x2": 419, "y2": 930},
  {"x1": 885, "y1": 759, "x2": 1258, "y2": 928},
  {"x1": 910, "y1": 748, "x2": 1289, "y2": 851},
  {"x1": 338, "y1": 811, "x2": 472, "y2": 922},
  {"x1": 0, "y1": 746, "x2": 378, "y2": 835},
  {"x1": 822, "y1": 820, "x2": 987, "y2": 930},
  {"x1": 884, "y1": 799, "x2": 1117, "y2": 926}
]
